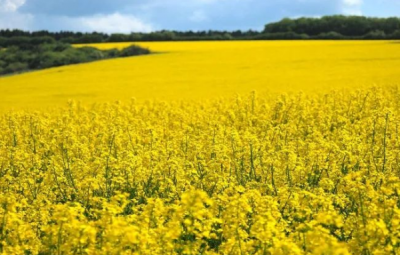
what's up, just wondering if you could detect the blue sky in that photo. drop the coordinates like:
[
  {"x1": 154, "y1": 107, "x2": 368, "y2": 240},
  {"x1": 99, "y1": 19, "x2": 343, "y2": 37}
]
[{"x1": 0, "y1": 0, "x2": 399, "y2": 33}]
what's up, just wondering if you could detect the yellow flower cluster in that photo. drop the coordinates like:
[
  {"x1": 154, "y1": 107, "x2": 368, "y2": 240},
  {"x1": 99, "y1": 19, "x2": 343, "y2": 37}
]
[{"x1": 1, "y1": 86, "x2": 400, "y2": 254}]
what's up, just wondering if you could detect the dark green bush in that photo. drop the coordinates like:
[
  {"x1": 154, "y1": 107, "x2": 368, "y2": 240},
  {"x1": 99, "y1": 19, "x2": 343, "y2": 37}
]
[
  {"x1": 108, "y1": 33, "x2": 130, "y2": 42},
  {"x1": 0, "y1": 43, "x2": 151, "y2": 76},
  {"x1": 104, "y1": 49, "x2": 120, "y2": 58},
  {"x1": 77, "y1": 47, "x2": 105, "y2": 60},
  {"x1": 119, "y1": 45, "x2": 150, "y2": 57},
  {"x1": 363, "y1": 30, "x2": 386, "y2": 39},
  {"x1": 254, "y1": 32, "x2": 309, "y2": 40},
  {"x1": 0, "y1": 37, "x2": 6, "y2": 47},
  {"x1": 389, "y1": 30, "x2": 400, "y2": 39},
  {"x1": 5, "y1": 62, "x2": 28, "y2": 73},
  {"x1": 315, "y1": 31, "x2": 345, "y2": 39}
]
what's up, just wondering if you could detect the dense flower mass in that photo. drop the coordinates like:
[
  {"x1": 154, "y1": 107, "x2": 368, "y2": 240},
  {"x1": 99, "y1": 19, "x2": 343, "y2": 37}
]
[
  {"x1": 1, "y1": 86, "x2": 400, "y2": 254},
  {"x1": 2, "y1": 40, "x2": 400, "y2": 110}
]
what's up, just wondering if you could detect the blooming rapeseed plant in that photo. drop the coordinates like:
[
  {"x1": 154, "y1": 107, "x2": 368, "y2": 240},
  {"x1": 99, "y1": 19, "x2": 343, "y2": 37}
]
[{"x1": 0, "y1": 86, "x2": 400, "y2": 254}]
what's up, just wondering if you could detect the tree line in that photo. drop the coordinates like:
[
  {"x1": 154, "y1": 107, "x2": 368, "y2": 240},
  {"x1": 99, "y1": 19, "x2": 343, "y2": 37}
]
[
  {"x1": 0, "y1": 43, "x2": 150, "y2": 76},
  {"x1": 0, "y1": 30, "x2": 259, "y2": 46},
  {"x1": 0, "y1": 15, "x2": 399, "y2": 45},
  {"x1": 263, "y1": 15, "x2": 400, "y2": 39}
]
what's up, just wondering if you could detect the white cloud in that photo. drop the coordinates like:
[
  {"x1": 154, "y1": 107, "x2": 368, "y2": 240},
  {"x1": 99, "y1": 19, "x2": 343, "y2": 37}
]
[
  {"x1": 190, "y1": 10, "x2": 208, "y2": 22},
  {"x1": 66, "y1": 13, "x2": 153, "y2": 33},
  {"x1": 343, "y1": 9, "x2": 363, "y2": 15},
  {"x1": 0, "y1": 0, "x2": 31, "y2": 30},
  {"x1": 0, "y1": 12, "x2": 33, "y2": 30},
  {"x1": 341, "y1": 0, "x2": 363, "y2": 15},
  {"x1": 343, "y1": 0, "x2": 362, "y2": 7},
  {"x1": 0, "y1": 0, "x2": 25, "y2": 12}
]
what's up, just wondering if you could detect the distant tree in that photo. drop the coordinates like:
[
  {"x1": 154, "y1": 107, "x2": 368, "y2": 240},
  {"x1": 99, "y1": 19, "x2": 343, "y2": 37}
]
[
  {"x1": 0, "y1": 42, "x2": 151, "y2": 76},
  {"x1": 129, "y1": 33, "x2": 144, "y2": 41},
  {"x1": 0, "y1": 37, "x2": 6, "y2": 47},
  {"x1": 316, "y1": 31, "x2": 345, "y2": 39},
  {"x1": 255, "y1": 32, "x2": 309, "y2": 40},
  {"x1": 1, "y1": 15, "x2": 400, "y2": 43},
  {"x1": 389, "y1": 30, "x2": 400, "y2": 39},
  {"x1": 383, "y1": 17, "x2": 400, "y2": 34},
  {"x1": 363, "y1": 30, "x2": 386, "y2": 39},
  {"x1": 59, "y1": 37, "x2": 76, "y2": 44},
  {"x1": 75, "y1": 34, "x2": 104, "y2": 44},
  {"x1": 108, "y1": 34, "x2": 130, "y2": 42},
  {"x1": 143, "y1": 31, "x2": 176, "y2": 41},
  {"x1": 263, "y1": 15, "x2": 400, "y2": 38}
]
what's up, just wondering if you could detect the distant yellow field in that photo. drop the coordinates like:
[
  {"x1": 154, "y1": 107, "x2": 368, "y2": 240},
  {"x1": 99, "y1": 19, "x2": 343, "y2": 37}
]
[{"x1": 0, "y1": 41, "x2": 399, "y2": 110}]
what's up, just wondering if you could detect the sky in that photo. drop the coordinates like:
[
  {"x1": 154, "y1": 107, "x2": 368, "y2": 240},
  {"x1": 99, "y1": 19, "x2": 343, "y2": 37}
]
[{"x1": 0, "y1": 0, "x2": 399, "y2": 33}]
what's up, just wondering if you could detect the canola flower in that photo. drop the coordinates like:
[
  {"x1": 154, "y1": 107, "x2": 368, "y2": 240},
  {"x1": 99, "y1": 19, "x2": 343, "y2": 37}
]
[
  {"x1": 0, "y1": 41, "x2": 400, "y2": 110},
  {"x1": 1, "y1": 86, "x2": 400, "y2": 254}
]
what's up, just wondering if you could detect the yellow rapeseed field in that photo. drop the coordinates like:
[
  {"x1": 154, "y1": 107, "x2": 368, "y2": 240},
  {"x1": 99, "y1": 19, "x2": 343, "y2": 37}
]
[
  {"x1": 0, "y1": 41, "x2": 399, "y2": 110},
  {"x1": 0, "y1": 41, "x2": 400, "y2": 254}
]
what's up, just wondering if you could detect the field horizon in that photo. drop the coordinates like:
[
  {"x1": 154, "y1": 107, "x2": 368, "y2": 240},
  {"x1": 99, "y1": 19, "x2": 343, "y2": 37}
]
[{"x1": 1, "y1": 40, "x2": 399, "y2": 111}]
